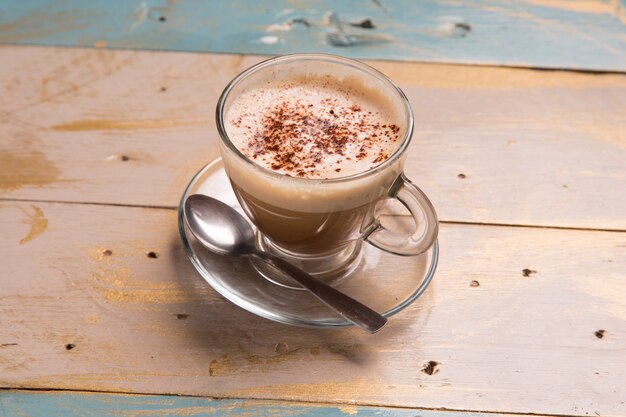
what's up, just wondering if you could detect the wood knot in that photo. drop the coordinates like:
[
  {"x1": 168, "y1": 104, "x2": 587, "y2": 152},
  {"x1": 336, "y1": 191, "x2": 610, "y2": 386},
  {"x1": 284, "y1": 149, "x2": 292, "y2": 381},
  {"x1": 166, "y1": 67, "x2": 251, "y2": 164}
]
[{"x1": 273, "y1": 342, "x2": 289, "y2": 354}]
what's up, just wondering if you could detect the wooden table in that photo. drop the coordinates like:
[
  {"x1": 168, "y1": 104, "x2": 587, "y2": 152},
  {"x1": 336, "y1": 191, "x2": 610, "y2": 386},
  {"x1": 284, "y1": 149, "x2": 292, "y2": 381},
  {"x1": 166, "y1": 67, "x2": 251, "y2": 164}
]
[{"x1": 1, "y1": 1, "x2": 625, "y2": 416}]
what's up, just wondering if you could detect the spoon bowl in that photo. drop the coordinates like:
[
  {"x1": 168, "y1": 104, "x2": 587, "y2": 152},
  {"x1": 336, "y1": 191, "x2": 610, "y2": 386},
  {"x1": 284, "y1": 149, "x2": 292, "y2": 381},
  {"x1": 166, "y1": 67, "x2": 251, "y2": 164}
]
[{"x1": 184, "y1": 194, "x2": 255, "y2": 256}]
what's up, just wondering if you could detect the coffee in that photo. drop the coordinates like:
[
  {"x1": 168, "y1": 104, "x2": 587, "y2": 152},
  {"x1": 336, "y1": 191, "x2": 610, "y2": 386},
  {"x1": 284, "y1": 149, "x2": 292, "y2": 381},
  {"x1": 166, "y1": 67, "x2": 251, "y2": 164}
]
[
  {"x1": 216, "y1": 55, "x2": 437, "y2": 283},
  {"x1": 219, "y1": 59, "x2": 409, "y2": 260},
  {"x1": 226, "y1": 75, "x2": 403, "y2": 179}
]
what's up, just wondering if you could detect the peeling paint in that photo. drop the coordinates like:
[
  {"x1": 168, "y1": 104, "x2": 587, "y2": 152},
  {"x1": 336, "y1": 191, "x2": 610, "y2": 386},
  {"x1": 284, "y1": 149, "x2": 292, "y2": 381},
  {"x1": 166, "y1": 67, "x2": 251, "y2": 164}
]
[
  {"x1": 337, "y1": 404, "x2": 359, "y2": 415},
  {"x1": 52, "y1": 118, "x2": 208, "y2": 131},
  {"x1": 197, "y1": 343, "x2": 366, "y2": 378},
  {"x1": 0, "y1": 393, "x2": 428, "y2": 417},
  {"x1": 84, "y1": 315, "x2": 100, "y2": 324},
  {"x1": 0, "y1": 149, "x2": 63, "y2": 192},
  {"x1": 525, "y1": 0, "x2": 626, "y2": 24},
  {"x1": 0, "y1": 1, "x2": 625, "y2": 71},
  {"x1": 0, "y1": 9, "x2": 94, "y2": 43},
  {"x1": 266, "y1": 22, "x2": 293, "y2": 32},
  {"x1": 253, "y1": 35, "x2": 282, "y2": 45},
  {"x1": 19, "y1": 205, "x2": 47, "y2": 245},
  {"x1": 208, "y1": 355, "x2": 236, "y2": 377},
  {"x1": 90, "y1": 266, "x2": 201, "y2": 304},
  {"x1": 40, "y1": 77, "x2": 79, "y2": 102},
  {"x1": 130, "y1": 1, "x2": 149, "y2": 31}
]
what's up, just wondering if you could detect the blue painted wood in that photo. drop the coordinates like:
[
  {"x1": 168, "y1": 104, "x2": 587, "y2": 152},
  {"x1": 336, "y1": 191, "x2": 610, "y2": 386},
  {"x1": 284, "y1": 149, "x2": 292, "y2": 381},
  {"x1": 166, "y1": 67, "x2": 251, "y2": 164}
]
[
  {"x1": 0, "y1": 0, "x2": 625, "y2": 71},
  {"x1": 0, "y1": 391, "x2": 497, "y2": 417}
]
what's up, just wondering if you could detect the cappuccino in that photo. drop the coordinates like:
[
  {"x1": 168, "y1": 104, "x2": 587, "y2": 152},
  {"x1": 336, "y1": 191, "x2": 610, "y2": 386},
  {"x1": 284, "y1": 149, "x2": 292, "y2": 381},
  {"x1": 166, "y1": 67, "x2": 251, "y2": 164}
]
[
  {"x1": 219, "y1": 59, "x2": 409, "y2": 258},
  {"x1": 226, "y1": 74, "x2": 403, "y2": 179}
]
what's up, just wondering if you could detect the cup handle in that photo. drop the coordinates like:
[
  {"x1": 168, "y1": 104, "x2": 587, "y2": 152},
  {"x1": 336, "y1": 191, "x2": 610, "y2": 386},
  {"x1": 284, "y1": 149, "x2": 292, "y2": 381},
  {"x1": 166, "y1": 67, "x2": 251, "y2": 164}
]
[{"x1": 366, "y1": 174, "x2": 439, "y2": 256}]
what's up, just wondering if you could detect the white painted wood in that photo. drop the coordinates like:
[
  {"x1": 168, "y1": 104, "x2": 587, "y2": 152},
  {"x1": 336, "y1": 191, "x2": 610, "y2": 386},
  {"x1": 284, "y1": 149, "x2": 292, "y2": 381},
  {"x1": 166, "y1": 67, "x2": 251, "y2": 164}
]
[
  {"x1": 1, "y1": 46, "x2": 625, "y2": 230},
  {"x1": 0, "y1": 201, "x2": 624, "y2": 416}
]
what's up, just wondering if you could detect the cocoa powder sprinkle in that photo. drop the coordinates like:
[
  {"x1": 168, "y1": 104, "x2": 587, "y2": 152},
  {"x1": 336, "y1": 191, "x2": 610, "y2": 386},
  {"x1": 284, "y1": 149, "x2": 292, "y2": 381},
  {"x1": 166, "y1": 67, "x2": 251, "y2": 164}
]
[{"x1": 236, "y1": 97, "x2": 400, "y2": 178}]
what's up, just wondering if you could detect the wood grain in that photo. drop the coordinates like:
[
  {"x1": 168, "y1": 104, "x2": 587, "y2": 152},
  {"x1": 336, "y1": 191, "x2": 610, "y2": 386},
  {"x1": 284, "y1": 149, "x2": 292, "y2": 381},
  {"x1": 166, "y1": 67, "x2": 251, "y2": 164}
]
[
  {"x1": 1, "y1": 0, "x2": 626, "y2": 71},
  {"x1": 0, "y1": 201, "x2": 624, "y2": 416},
  {"x1": 1, "y1": 46, "x2": 625, "y2": 230}
]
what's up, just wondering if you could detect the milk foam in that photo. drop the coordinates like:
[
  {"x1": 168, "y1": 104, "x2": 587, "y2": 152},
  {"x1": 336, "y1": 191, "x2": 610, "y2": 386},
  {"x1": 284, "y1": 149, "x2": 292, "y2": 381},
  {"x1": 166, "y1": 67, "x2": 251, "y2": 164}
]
[{"x1": 225, "y1": 75, "x2": 403, "y2": 179}]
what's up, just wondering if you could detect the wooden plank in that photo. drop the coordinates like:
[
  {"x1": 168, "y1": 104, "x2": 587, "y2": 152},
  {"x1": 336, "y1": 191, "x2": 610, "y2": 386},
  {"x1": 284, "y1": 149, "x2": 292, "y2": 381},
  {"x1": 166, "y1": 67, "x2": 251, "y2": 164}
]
[
  {"x1": 1, "y1": 0, "x2": 626, "y2": 71},
  {"x1": 0, "y1": 391, "x2": 553, "y2": 417},
  {"x1": 0, "y1": 201, "x2": 624, "y2": 416},
  {"x1": 1, "y1": 46, "x2": 625, "y2": 230}
]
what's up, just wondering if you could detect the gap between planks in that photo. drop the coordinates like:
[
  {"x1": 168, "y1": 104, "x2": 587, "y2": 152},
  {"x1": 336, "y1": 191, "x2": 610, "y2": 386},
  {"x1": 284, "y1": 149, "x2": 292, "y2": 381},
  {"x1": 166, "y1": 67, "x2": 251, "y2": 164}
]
[
  {"x1": 1, "y1": 196, "x2": 624, "y2": 234},
  {"x1": 0, "y1": 387, "x2": 593, "y2": 417},
  {"x1": 4, "y1": 42, "x2": 626, "y2": 75}
]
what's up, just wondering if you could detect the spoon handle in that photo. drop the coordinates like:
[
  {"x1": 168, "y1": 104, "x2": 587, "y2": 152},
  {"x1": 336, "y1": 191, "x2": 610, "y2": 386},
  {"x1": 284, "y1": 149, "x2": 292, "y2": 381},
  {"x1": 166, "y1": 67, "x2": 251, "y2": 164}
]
[{"x1": 254, "y1": 252, "x2": 387, "y2": 333}]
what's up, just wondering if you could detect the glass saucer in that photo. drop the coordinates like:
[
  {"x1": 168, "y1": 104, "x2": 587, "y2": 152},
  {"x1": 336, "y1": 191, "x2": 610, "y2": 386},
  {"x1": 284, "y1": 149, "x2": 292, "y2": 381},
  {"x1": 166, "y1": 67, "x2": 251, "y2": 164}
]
[{"x1": 178, "y1": 158, "x2": 439, "y2": 328}]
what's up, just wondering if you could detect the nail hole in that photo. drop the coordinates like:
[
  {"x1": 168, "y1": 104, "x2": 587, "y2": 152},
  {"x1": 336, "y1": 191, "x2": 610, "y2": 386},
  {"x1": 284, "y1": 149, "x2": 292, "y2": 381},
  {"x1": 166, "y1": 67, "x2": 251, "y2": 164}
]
[
  {"x1": 595, "y1": 329, "x2": 606, "y2": 339},
  {"x1": 147, "y1": 251, "x2": 159, "y2": 259},
  {"x1": 120, "y1": 155, "x2": 130, "y2": 161},
  {"x1": 455, "y1": 22, "x2": 472, "y2": 32},
  {"x1": 175, "y1": 314, "x2": 189, "y2": 320},
  {"x1": 160, "y1": 86, "x2": 167, "y2": 92},
  {"x1": 102, "y1": 249, "x2": 112, "y2": 256},
  {"x1": 470, "y1": 280, "x2": 480, "y2": 287},
  {"x1": 158, "y1": 15, "x2": 166, "y2": 22},
  {"x1": 65, "y1": 343, "x2": 76, "y2": 350},
  {"x1": 457, "y1": 173, "x2": 466, "y2": 179},
  {"x1": 562, "y1": 184, "x2": 568, "y2": 188},
  {"x1": 522, "y1": 268, "x2": 537, "y2": 277},
  {"x1": 350, "y1": 18, "x2": 375, "y2": 29},
  {"x1": 421, "y1": 360, "x2": 439, "y2": 375}
]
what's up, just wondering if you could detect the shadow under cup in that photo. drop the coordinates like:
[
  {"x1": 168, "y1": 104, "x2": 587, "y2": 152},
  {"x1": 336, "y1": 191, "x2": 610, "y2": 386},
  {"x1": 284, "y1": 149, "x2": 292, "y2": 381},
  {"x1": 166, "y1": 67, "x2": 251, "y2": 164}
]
[{"x1": 216, "y1": 54, "x2": 416, "y2": 287}]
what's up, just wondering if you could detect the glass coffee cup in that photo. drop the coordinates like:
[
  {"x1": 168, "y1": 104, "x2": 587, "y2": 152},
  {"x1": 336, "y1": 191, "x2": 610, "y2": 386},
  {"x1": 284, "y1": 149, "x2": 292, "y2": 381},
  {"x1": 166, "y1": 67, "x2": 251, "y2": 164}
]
[{"x1": 216, "y1": 54, "x2": 438, "y2": 287}]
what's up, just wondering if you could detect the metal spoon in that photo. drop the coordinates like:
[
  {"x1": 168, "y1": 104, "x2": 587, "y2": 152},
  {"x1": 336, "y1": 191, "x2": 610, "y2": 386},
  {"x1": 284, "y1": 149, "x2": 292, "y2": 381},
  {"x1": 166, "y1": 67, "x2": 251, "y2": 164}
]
[{"x1": 184, "y1": 194, "x2": 387, "y2": 333}]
